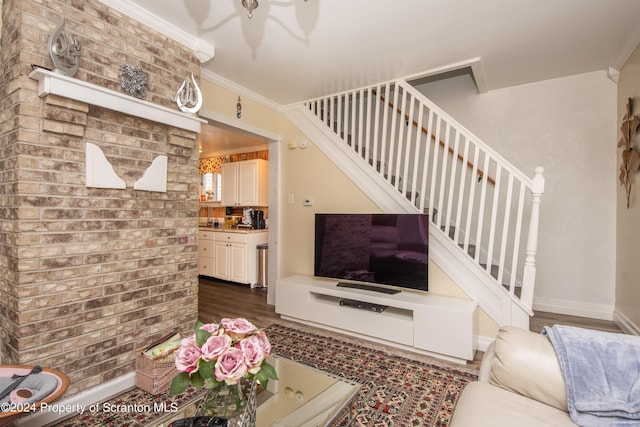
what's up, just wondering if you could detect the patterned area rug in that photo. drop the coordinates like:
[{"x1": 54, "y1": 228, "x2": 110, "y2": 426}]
[
  {"x1": 51, "y1": 322, "x2": 476, "y2": 427},
  {"x1": 50, "y1": 386, "x2": 202, "y2": 426},
  {"x1": 267, "y1": 323, "x2": 477, "y2": 427}
]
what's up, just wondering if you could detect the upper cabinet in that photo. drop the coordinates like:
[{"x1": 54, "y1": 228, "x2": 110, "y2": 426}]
[{"x1": 221, "y1": 159, "x2": 268, "y2": 207}]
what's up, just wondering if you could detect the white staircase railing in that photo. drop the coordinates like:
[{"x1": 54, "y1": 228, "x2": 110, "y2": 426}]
[{"x1": 298, "y1": 79, "x2": 544, "y2": 317}]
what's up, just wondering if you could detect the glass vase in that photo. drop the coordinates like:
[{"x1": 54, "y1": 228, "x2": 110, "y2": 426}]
[{"x1": 196, "y1": 379, "x2": 257, "y2": 426}]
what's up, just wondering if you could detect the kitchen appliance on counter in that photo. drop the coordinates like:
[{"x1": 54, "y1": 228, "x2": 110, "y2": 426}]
[
  {"x1": 253, "y1": 210, "x2": 265, "y2": 229},
  {"x1": 240, "y1": 208, "x2": 266, "y2": 229},
  {"x1": 242, "y1": 207, "x2": 253, "y2": 228}
]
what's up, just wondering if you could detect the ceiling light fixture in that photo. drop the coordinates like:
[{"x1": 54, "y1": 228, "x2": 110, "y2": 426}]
[{"x1": 241, "y1": 0, "x2": 259, "y2": 18}]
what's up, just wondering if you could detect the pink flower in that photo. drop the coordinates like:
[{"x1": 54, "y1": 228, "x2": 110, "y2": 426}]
[
  {"x1": 174, "y1": 336, "x2": 202, "y2": 374},
  {"x1": 240, "y1": 335, "x2": 266, "y2": 374},
  {"x1": 220, "y1": 318, "x2": 257, "y2": 339},
  {"x1": 214, "y1": 347, "x2": 248, "y2": 385},
  {"x1": 200, "y1": 323, "x2": 221, "y2": 335},
  {"x1": 201, "y1": 334, "x2": 231, "y2": 362},
  {"x1": 255, "y1": 330, "x2": 272, "y2": 356}
]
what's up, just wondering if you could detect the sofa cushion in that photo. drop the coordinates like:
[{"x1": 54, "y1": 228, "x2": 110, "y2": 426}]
[
  {"x1": 490, "y1": 326, "x2": 568, "y2": 411},
  {"x1": 451, "y1": 382, "x2": 577, "y2": 427}
]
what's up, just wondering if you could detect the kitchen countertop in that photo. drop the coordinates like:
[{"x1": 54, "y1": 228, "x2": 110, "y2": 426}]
[{"x1": 198, "y1": 227, "x2": 268, "y2": 234}]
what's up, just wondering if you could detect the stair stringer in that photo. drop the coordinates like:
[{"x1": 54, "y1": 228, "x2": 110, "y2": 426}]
[
  {"x1": 285, "y1": 104, "x2": 531, "y2": 330},
  {"x1": 429, "y1": 226, "x2": 530, "y2": 329}
]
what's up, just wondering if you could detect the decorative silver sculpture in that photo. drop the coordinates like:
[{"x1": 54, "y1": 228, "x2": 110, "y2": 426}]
[
  {"x1": 48, "y1": 18, "x2": 81, "y2": 76},
  {"x1": 119, "y1": 64, "x2": 149, "y2": 99},
  {"x1": 242, "y1": 0, "x2": 259, "y2": 18},
  {"x1": 172, "y1": 73, "x2": 202, "y2": 114}
]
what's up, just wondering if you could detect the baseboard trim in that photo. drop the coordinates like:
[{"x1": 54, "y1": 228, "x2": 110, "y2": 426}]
[
  {"x1": 532, "y1": 297, "x2": 614, "y2": 321},
  {"x1": 475, "y1": 335, "x2": 494, "y2": 353},
  {"x1": 16, "y1": 372, "x2": 136, "y2": 426},
  {"x1": 613, "y1": 309, "x2": 640, "y2": 335}
]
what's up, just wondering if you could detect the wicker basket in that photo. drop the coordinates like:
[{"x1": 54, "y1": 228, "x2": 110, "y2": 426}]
[{"x1": 135, "y1": 346, "x2": 178, "y2": 395}]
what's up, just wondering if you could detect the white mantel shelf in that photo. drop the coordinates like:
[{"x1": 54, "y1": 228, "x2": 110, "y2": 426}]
[{"x1": 29, "y1": 68, "x2": 206, "y2": 133}]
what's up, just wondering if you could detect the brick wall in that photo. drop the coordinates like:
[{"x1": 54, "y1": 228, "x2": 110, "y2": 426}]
[{"x1": 0, "y1": 0, "x2": 200, "y2": 395}]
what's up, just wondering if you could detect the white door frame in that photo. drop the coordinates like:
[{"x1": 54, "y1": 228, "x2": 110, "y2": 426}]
[{"x1": 199, "y1": 109, "x2": 281, "y2": 305}]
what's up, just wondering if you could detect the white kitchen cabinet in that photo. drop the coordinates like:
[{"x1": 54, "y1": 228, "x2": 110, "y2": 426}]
[
  {"x1": 197, "y1": 230, "x2": 216, "y2": 277},
  {"x1": 214, "y1": 240, "x2": 247, "y2": 283},
  {"x1": 205, "y1": 231, "x2": 267, "y2": 286},
  {"x1": 220, "y1": 159, "x2": 268, "y2": 207}
]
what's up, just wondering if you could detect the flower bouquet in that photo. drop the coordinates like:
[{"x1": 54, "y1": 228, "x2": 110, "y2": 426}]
[{"x1": 170, "y1": 318, "x2": 278, "y2": 420}]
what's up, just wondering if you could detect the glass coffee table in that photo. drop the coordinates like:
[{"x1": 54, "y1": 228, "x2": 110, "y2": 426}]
[
  {"x1": 156, "y1": 355, "x2": 360, "y2": 427},
  {"x1": 254, "y1": 356, "x2": 360, "y2": 426}
]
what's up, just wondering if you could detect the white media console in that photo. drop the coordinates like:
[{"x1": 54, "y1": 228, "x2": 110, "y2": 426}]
[{"x1": 275, "y1": 275, "x2": 477, "y2": 363}]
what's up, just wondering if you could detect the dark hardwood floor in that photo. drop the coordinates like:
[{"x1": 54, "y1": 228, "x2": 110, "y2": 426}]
[
  {"x1": 530, "y1": 310, "x2": 622, "y2": 334},
  {"x1": 198, "y1": 276, "x2": 278, "y2": 328}
]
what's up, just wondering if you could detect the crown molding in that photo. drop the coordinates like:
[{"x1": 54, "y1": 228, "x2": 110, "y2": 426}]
[
  {"x1": 610, "y1": 22, "x2": 640, "y2": 77},
  {"x1": 200, "y1": 68, "x2": 282, "y2": 111},
  {"x1": 97, "y1": 0, "x2": 215, "y2": 63}
]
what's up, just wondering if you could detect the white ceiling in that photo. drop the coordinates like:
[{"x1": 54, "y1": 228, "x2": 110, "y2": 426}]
[
  {"x1": 118, "y1": 0, "x2": 640, "y2": 106},
  {"x1": 198, "y1": 122, "x2": 268, "y2": 157},
  {"x1": 109, "y1": 0, "x2": 640, "y2": 154}
]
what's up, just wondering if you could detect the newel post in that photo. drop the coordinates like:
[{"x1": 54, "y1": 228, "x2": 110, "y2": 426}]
[{"x1": 520, "y1": 167, "x2": 544, "y2": 310}]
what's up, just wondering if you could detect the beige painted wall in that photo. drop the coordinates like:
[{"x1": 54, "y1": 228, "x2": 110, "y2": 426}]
[
  {"x1": 616, "y1": 43, "x2": 640, "y2": 333},
  {"x1": 278, "y1": 121, "x2": 380, "y2": 276},
  {"x1": 200, "y1": 79, "x2": 282, "y2": 134}
]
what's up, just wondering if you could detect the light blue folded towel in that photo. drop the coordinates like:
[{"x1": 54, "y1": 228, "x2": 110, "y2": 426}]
[{"x1": 543, "y1": 325, "x2": 640, "y2": 426}]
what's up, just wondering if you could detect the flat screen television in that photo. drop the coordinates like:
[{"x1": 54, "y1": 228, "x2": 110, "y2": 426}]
[{"x1": 314, "y1": 213, "x2": 429, "y2": 293}]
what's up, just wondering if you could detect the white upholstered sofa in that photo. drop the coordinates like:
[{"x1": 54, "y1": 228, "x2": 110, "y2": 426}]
[{"x1": 451, "y1": 326, "x2": 577, "y2": 426}]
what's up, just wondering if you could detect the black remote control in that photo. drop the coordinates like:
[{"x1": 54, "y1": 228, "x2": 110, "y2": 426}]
[{"x1": 168, "y1": 417, "x2": 228, "y2": 427}]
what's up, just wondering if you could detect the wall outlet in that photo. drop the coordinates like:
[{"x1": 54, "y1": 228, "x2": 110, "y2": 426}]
[{"x1": 303, "y1": 197, "x2": 314, "y2": 206}]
